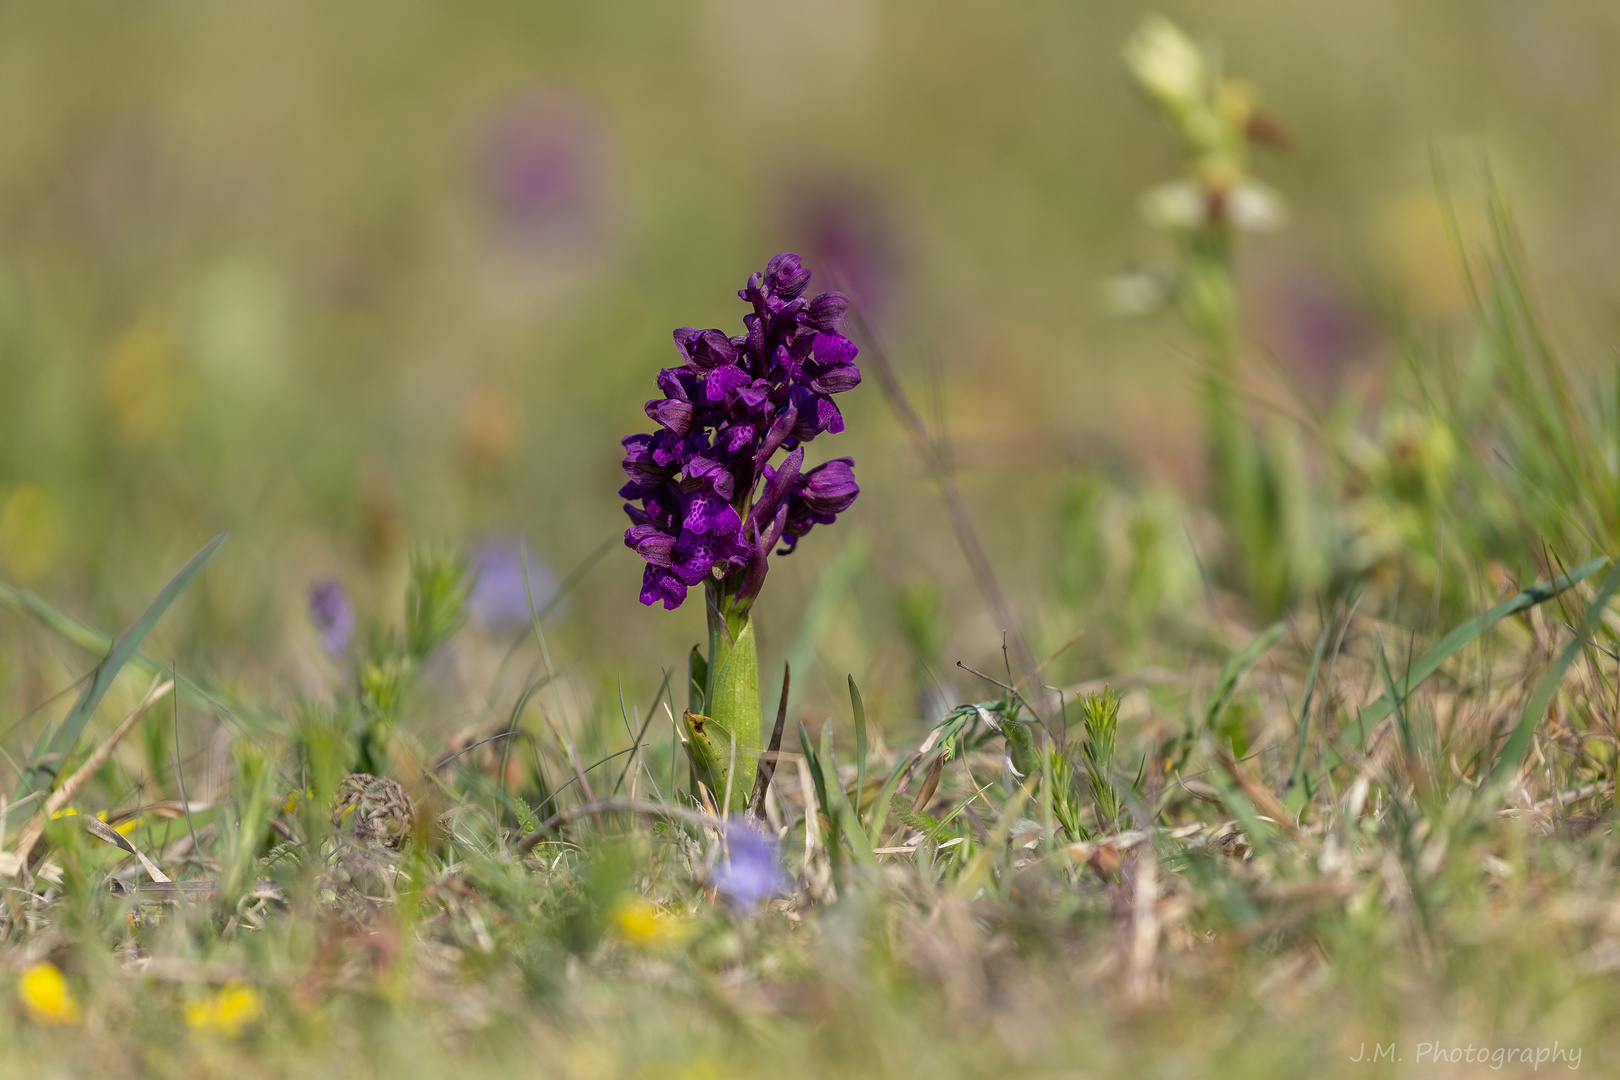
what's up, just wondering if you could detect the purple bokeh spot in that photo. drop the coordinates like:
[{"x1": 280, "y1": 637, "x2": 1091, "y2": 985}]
[
  {"x1": 308, "y1": 579, "x2": 355, "y2": 655},
  {"x1": 479, "y1": 91, "x2": 607, "y2": 252},
  {"x1": 788, "y1": 181, "x2": 903, "y2": 322},
  {"x1": 712, "y1": 819, "x2": 790, "y2": 909},
  {"x1": 469, "y1": 538, "x2": 557, "y2": 632}
]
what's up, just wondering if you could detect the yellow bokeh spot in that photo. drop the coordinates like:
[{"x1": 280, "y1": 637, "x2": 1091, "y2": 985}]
[
  {"x1": 458, "y1": 383, "x2": 523, "y2": 473},
  {"x1": 106, "y1": 321, "x2": 189, "y2": 443},
  {"x1": 632, "y1": 1057, "x2": 726, "y2": 1080},
  {"x1": 1370, "y1": 193, "x2": 1472, "y2": 318},
  {"x1": 678, "y1": 1058, "x2": 723, "y2": 1080},
  {"x1": 17, "y1": 962, "x2": 81, "y2": 1026},
  {"x1": 183, "y1": 982, "x2": 264, "y2": 1038},
  {"x1": 48, "y1": 808, "x2": 138, "y2": 840},
  {"x1": 0, "y1": 485, "x2": 61, "y2": 581},
  {"x1": 611, "y1": 894, "x2": 693, "y2": 949}
]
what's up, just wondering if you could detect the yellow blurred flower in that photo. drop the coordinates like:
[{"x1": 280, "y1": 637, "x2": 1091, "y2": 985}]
[
  {"x1": 47, "y1": 808, "x2": 137, "y2": 838},
  {"x1": 1370, "y1": 192, "x2": 1471, "y2": 318},
  {"x1": 183, "y1": 982, "x2": 264, "y2": 1038},
  {"x1": 106, "y1": 320, "x2": 189, "y2": 443},
  {"x1": 678, "y1": 1060, "x2": 722, "y2": 1080},
  {"x1": 458, "y1": 382, "x2": 524, "y2": 475},
  {"x1": 631, "y1": 1057, "x2": 730, "y2": 1080},
  {"x1": 611, "y1": 894, "x2": 692, "y2": 949},
  {"x1": 0, "y1": 485, "x2": 61, "y2": 581},
  {"x1": 17, "y1": 962, "x2": 81, "y2": 1026}
]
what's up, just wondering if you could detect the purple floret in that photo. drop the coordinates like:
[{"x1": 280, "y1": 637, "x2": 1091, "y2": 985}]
[
  {"x1": 308, "y1": 579, "x2": 355, "y2": 655},
  {"x1": 620, "y1": 253, "x2": 861, "y2": 612},
  {"x1": 712, "y1": 819, "x2": 790, "y2": 909}
]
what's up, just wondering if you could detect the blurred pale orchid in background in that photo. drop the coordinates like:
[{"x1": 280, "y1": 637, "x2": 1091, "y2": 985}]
[{"x1": 1126, "y1": 14, "x2": 1286, "y2": 235}]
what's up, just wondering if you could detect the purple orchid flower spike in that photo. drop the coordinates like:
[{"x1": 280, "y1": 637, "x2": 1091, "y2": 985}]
[
  {"x1": 621, "y1": 253, "x2": 862, "y2": 815},
  {"x1": 712, "y1": 818, "x2": 790, "y2": 910},
  {"x1": 308, "y1": 579, "x2": 355, "y2": 655},
  {"x1": 619, "y1": 252, "x2": 862, "y2": 615}
]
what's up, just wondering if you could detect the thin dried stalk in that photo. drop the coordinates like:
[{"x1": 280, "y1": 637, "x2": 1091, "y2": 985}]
[{"x1": 1, "y1": 678, "x2": 174, "y2": 874}]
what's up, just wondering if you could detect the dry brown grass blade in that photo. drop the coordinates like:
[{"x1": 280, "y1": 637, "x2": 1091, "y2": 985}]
[
  {"x1": 104, "y1": 799, "x2": 213, "y2": 825},
  {"x1": 80, "y1": 814, "x2": 170, "y2": 883},
  {"x1": 1127, "y1": 848, "x2": 1161, "y2": 1003},
  {"x1": 1215, "y1": 748, "x2": 1304, "y2": 838},
  {"x1": 913, "y1": 755, "x2": 945, "y2": 813},
  {"x1": 109, "y1": 880, "x2": 280, "y2": 903},
  {"x1": 0, "y1": 677, "x2": 174, "y2": 875},
  {"x1": 514, "y1": 796, "x2": 723, "y2": 853}
]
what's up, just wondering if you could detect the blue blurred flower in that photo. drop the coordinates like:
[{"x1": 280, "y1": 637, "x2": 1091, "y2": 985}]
[
  {"x1": 468, "y1": 537, "x2": 556, "y2": 632},
  {"x1": 308, "y1": 579, "x2": 354, "y2": 655},
  {"x1": 712, "y1": 819, "x2": 789, "y2": 909}
]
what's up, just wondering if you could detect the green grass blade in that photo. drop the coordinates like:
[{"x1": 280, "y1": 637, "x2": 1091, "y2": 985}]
[
  {"x1": 1203, "y1": 621, "x2": 1287, "y2": 730},
  {"x1": 688, "y1": 645, "x2": 708, "y2": 717},
  {"x1": 1372, "y1": 632, "x2": 1418, "y2": 759},
  {"x1": 797, "y1": 721, "x2": 830, "y2": 826},
  {"x1": 766, "y1": 534, "x2": 868, "y2": 717},
  {"x1": 1490, "y1": 559, "x2": 1620, "y2": 788},
  {"x1": 0, "y1": 572, "x2": 264, "y2": 730},
  {"x1": 864, "y1": 751, "x2": 917, "y2": 844},
  {"x1": 1283, "y1": 620, "x2": 1331, "y2": 799},
  {"x1": 801, "y1": 721, "x2": 840, "y2": 880},
  {"x1": 1202, "y1": 748, "x2": 1278, "y2": 857},
  {"x1": 821, "y1": 723, "x2": 878, "y2": 871},
  {"x1": 849, "y1": 674, "x2": 868, "y2": 819},
  {"x1": 1298, "y1": 554, "x2": 1607, "y2": 808},
  {"x1": 12, "y1": 532, "x2": 227, "y2": 811}
]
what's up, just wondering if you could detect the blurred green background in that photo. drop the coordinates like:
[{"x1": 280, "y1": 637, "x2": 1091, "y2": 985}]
[{"x1": 2, "y1": 0, "x2": 1618, "y2": 735}]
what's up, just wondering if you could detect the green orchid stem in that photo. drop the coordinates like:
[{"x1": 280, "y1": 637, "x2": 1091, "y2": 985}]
[
  {"x1": 1183, "y1": 221, "x2": 1292, "y2": 615},
  {"x1": 704, "y1": 588, "x2": 761, "y2": 814}
]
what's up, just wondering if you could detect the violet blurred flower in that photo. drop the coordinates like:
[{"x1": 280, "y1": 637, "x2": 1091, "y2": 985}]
[
  {"x1": 480, "y1": 92, "x2": 605, "y2": 251},
  {"x1": 469, "y1": 537, "x2": 556, "y2": 632},
  {"x1": 793, "y1": 182, "x2": 901, "y2": 321},
  {"x1": 308, "y1": 579, "x2": 354, "y2": 655},
  {"x1": 1269, "y1": 271, "x2": 1367, "y2": 402},
  {"x1": 712, "y1": 819, "x2": 790, "y2": 909},
  {"x1": 620, "y1": 253, "x2": 862, "y2": 611}
]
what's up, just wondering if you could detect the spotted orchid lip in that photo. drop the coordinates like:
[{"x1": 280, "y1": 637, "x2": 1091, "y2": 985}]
[{"x1": 621, "y1": 254, "x2": 861, "y2": 613}]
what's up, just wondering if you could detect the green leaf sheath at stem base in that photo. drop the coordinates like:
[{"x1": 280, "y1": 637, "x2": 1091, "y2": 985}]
[{"x1": 705, "y1": 600, "x2": 761, "y2": 814}]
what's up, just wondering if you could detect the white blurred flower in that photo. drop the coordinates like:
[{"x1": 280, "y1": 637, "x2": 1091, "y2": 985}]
[
  {"x1": 1099, "y1": 270, "x2": 1169, "y2": 317},
  {"x1": 1227, "y1": 180, "x2": 1287, "y2": 232},
  {"x1": 1139, "y1": 178, "x2": 1285, "y2": 234},
  {"x1": 1124, "y1": 15, "x2": 1206, "y2": 113},
  {"x1": 1139, "y1": 179, "x2": 1206, "y2": 231}
]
